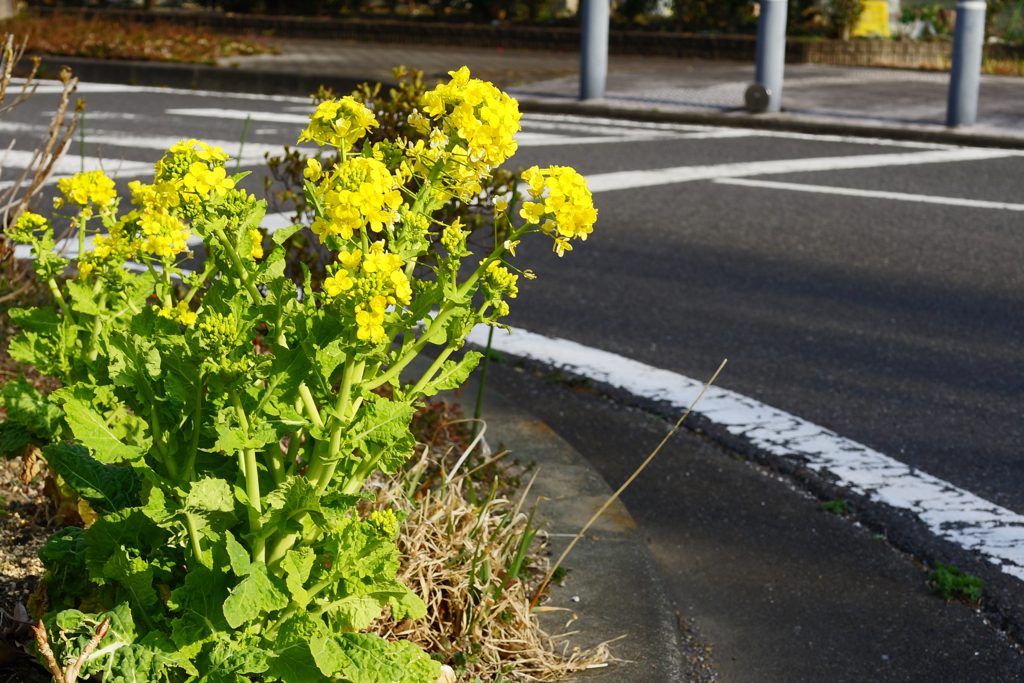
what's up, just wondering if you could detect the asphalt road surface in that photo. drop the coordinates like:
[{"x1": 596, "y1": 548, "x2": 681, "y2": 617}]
[
  {"x1": 6, "y1": 78, "x2": 1024, "y2": 681},
  {"x1": 6, "y1": 80, "x2": 1024, "y2": 522}
]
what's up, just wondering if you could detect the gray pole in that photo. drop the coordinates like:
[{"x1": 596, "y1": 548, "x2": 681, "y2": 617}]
[
  {"x1": 947, "y1": 0, "x2": 987, "y2": 127},
  {"x1": 580, "y1": 0, "x2": 609, "y2": 100},
  {"x1": 751, "y1": 0, "x2": 789, "y2": 113}
]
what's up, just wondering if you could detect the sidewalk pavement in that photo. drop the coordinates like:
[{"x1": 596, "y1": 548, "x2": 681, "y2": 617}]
[{"x1": 218, "y1": 38, "x2": 1024, "y2": 144}]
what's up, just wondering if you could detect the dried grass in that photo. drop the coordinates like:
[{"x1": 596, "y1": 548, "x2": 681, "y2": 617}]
[
  {"x1": 0, "y1": 14, "x2": 277, "y2": 65},
  {"x1": 365, "y1": 400, "x2": 615, "y2": 682}
]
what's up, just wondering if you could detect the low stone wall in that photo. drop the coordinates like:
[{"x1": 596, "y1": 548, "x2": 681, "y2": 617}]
[
  {"x1": 30, "y1": 7, "x2": 1021, "y2": 69},
  {"x1": 801, "y1": 39, "x2": 951, "y2": 68}
]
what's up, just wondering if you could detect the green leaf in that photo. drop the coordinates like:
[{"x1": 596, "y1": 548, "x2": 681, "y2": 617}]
[
  {"x1": 0, "y1": 420, "x2": 34, "y2": 459},
  {"x1": 222, "y1": 561, "x2": 289, "y2": 629},
  {"x1": 8, "y1": 306, "x2": 63, "y2": 335},
  {"x1": 257, "y1": 475, "x2": 324, "y2": 540},
  {"x1": 185, "y1": 477, "x2": 237, "y2": 531},
  {"x1": 167, "y1": 562, "x2": 232, "y2": 658},
  {"x1": 420, "y1": 351, "x2": 482, "y2": 397},
  {"x1": 271, "y1": 222, "x2": 303, "y2": 246},
  {"x1": 0, "y1": 377, "x2": 63, "y2": 439},
  {"x1": 84, "y1": 509, "x2": 166, "y2": 583},
  {"x1": 332, "y1": 632, "x2": 440, "y2": 683},
  {"x1": 103, "y1": 546, "x2": 159, "y2": 612},
  {"x1": 281, "y1": 547, "x2": 315, "y2": 607},
  {"x1": 224, "y1": 530, "x2": 251, "y2": 577},
  {"x1": 43, "y1": 442, "x2": 142, "y2": 514},
  {"x1": 263, "y1": 612, "x2": 322, "y2": 683},
  {"x1": 67, "y1": 280, "x2": 100, "y2": 316},
  {"x1": 350, "y1": 393, "x2": 416, "y2": 448},
  {"x1": 58, "y1": 394, "x2": 145, "y2": 463}
]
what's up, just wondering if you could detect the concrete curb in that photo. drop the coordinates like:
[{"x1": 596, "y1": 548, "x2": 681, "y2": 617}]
[
  {"x1": 25, "y1": 54, "x2": 1024, "y2": 150},
  {"x1": 410, "y1": 358, "x2": 686, "y2": 682}
]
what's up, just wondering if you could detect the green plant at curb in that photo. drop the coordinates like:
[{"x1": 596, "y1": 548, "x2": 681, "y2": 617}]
[
  {"x1": 1, "y1": 66, "x2": 597, "y2": 683},
  {"x1": 819, "y1": 499, "x2": 850, "y2": 514},
  {"x1": 929, "y1": 562, "x2": 983, "y2": 603}
]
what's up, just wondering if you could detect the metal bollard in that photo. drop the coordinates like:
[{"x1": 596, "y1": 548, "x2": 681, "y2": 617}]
[
  {"x1": 580, "y1": 0, "x2": 610, "y2": 100},
  {"x1": 947, "y1": 0, "x2": 987, "y2": 127},
  {"x1": 749, "y1": 0, "x2": 789, "y2": 113}
]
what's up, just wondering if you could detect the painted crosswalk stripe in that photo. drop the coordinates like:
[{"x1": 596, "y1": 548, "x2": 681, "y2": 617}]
[
  {"x1": 466, "y1": 324, "x2": 1024, "y2": 583},
  {"x1": 586, "y1": 148, "x2": 1020, "y2": 193},
  {"x1": 715, "y1": 177, "x2": 1024, "y2": 211}
]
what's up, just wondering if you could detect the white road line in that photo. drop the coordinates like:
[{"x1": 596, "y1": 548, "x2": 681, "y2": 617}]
[
  {"x1": 586, "y1": 148, "x2": 1020, "y2": 193},
  {"x1": 166, "y1": 108, "x2": 310, "y2": 124},
  {"x1": 715, "y1": 177, "x2": 1024, "y2": 211},
  {"x1": 467, "y1": 325, "x2": 1024, "y2": 582}
]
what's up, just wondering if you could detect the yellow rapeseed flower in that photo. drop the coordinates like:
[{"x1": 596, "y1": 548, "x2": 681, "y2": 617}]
[
  {"x1": 298, "y1": 97, "x2": 378, "y2": 149},
  {"x1": 57, "y1": 171, "x2": 117, "y2": 208},
  {"x1": 182, "y1": 162, "x2": 235, "y2": 197},
  {"x1": 153, "y1": 300, "x2": 197, "y2": 326}
]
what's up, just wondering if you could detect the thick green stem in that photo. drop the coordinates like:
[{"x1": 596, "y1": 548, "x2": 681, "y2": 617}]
[
  {"x1": 298, "y1": 384, "x2": 325, "y2": 431},
  {"x1": 184, "y1": 513, "x2": 204, "y2": 564},
  {"x1": 264, "y1": 448, "x2": 285, "y2": 486},
  {"x1": 230, "y1": 389, "x2": 265, "y2": 563},
  {"x1": 284, "y1": 429, "x2": 303, "y2": 475},
  {"x1": 46, "y1": 278, "x2": 74, "y2": 322},
  {"x1": 182, "y1": 377, "x2": 204, "y2": 482},
  {"x1": 85, "y1": 291, "x2": 107, "y2": 362},
  {"x1": 212, "y1": 223, "x2": 262, "y2": 303},
  {"x1": 77, "y1": 216, "x2": 86, "y2": 261}
]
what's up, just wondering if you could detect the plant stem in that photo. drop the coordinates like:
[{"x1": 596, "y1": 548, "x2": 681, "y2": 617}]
[
  {"x1": 234, "y1": 114, "x2": 250, "y2": 176},
  {"x1": 230, "y1": 389, "x2": 265, "y2": 563},
  {"x1": 409, "y1": 342, "x2": 457, "y2": 397},
  {"x1": 182, "y1": 377, "x2": 204, "y2": 482},
  {"x1": 85, "y1": 291, "x2": 107, "y2": 362},
  {"x1": 212, "y1": 223, "x2": 262, "y2": 303},
  {"x1": 471, "y1": 326, "x2": 494, "y2": 441},
  {"x1": 184, "y1": 259, "x2": 216, "y2": 304},
  {"x1": 184, "y1": 512, "x2": 204, "y2": 564},
  {"x1": 46, "y1": 277, "x2": 74, "y2": 322}
]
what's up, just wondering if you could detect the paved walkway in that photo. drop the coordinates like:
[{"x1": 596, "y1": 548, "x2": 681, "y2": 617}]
[{"x1": 220, "y1": 38, "x2": 1024, "y2": 140}]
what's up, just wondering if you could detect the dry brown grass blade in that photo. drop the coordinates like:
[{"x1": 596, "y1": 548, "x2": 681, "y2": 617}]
[
  {"x1": 530, "y1": 358, "x2": 728, "y2": 610},
  {"x1": 366, "y1": 431, "x2": 614, "y2": 681}
]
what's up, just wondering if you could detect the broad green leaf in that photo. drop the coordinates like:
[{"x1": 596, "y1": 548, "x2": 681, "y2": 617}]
[
  {"x1": 350, "y1": 394, "x2": 416, "y2": 448},
  {"x1": 0, "y1": 376, "x2": 63, "y2": 439},
  {"x1": 263, "y1": 612, "x2": 322, "y2": 683},
  {"x1": 67, "y1": 279, "x2": 101, "y2": 316},
  {"x1": 0, "y1": 420, "x2": 34, "y2": 458},
  {"x1": 58, "y1": 394, "x2": 145, "y2": 463},
  {"x1": 103, "y1": 547, "x2": 159, "y2": 613},
  {"x1": 281, "y1": 547, "x2": 315, "y2": 606},
  {"x1": 43, "y1": 442, "x2": 142, "y2": 514},
  {"x1": 8, "y1": 306, "x2": 62, "y2": 335},
  {"x1": 167, "y1": 563, "x2": 232, "y2": 658},
  {"x1": 222, "y1": 561, "x2": 288, "y2": 629},
  {"x1": 256, "y1": 475, "x2": 324, "y2": 540},
  {"x1": 322, "y1": 594, "x2": 386, "y2": 632},
  {"x1": 224, "y1": 530, "x2": 251, "y2": 577}
]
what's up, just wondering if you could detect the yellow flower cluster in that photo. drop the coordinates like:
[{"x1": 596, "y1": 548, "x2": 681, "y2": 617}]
[
  {"x1": 519, "y1": 166, "x2": 598, "y2": 257},
  {"x1": 183, "y1": 162, "x2": 235, "y2": 197},
  {"x1": 139, "y1": 211, "x2": 190, "y2": 258},
  {"x1": 155, "y1": 139, "x2": 233, "y2": 200},
  {"x1": 422, "y1": 67, "x2": 521, "y2": 173},
  {"x1": 249, "y1": 230, "x2": 264, "y2": 260},
  {"x1": 153, "y1": 300, "x2": 197, "y2": 326},
  {"x1": 311, "y1": 157, "x2": 403, "y2": 240},
  {"x1": 368, "y1": 509, "x2": 399, "y2": 538},
  {"x1": 9, "y1": 211, "x2": 47, "y2": 241},
  {"x1": 298, "y1": 97, "x2": 379, "y2": 149},
  {"x1": 57, "y1": 171, "x2": 117, "y2": 209},
  {"x1": 321, "y1": 243, "x2": 412, "y2": 342},
  {"x1": 129, "y1": 180, "x2": 181, "y2": 211}
]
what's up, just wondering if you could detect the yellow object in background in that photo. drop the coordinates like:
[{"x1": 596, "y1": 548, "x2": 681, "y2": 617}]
[{"x1": 852, "y1": 0, "x2": 892, "y2": 37}]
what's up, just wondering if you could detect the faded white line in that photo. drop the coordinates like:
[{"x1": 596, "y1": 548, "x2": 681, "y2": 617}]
[
  {"x1": 586, "y1": 148, "x2": 1019, "y2": 193},
  {"x1": 716, "y1": 177, "x2": 1024, "y2": 211},
  {"x1": 166, "y1": 107, "x2": 310, "y2": 124},
  {"x1": 467, "y1": 325, "x2": 1024, "y2": 582}
]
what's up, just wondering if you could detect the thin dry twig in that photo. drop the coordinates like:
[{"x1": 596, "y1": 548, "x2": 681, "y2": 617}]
[{"x1": 530, "y1": 359, "x2": 728, "y2": 609}]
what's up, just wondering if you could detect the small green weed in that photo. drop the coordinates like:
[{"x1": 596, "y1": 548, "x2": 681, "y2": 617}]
[
  {"x1": 819, "y1": 499, "x2": 850, "y2": 514},
  {"x1": 548, "y1": 369, "x2": 593, "y2": 390},
  {"x1": 551, "y1": 565, "x2": 569, "y2": 584},
  {"x1": 929, "y1": 562, "x2": 983, "y2": 603}
]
